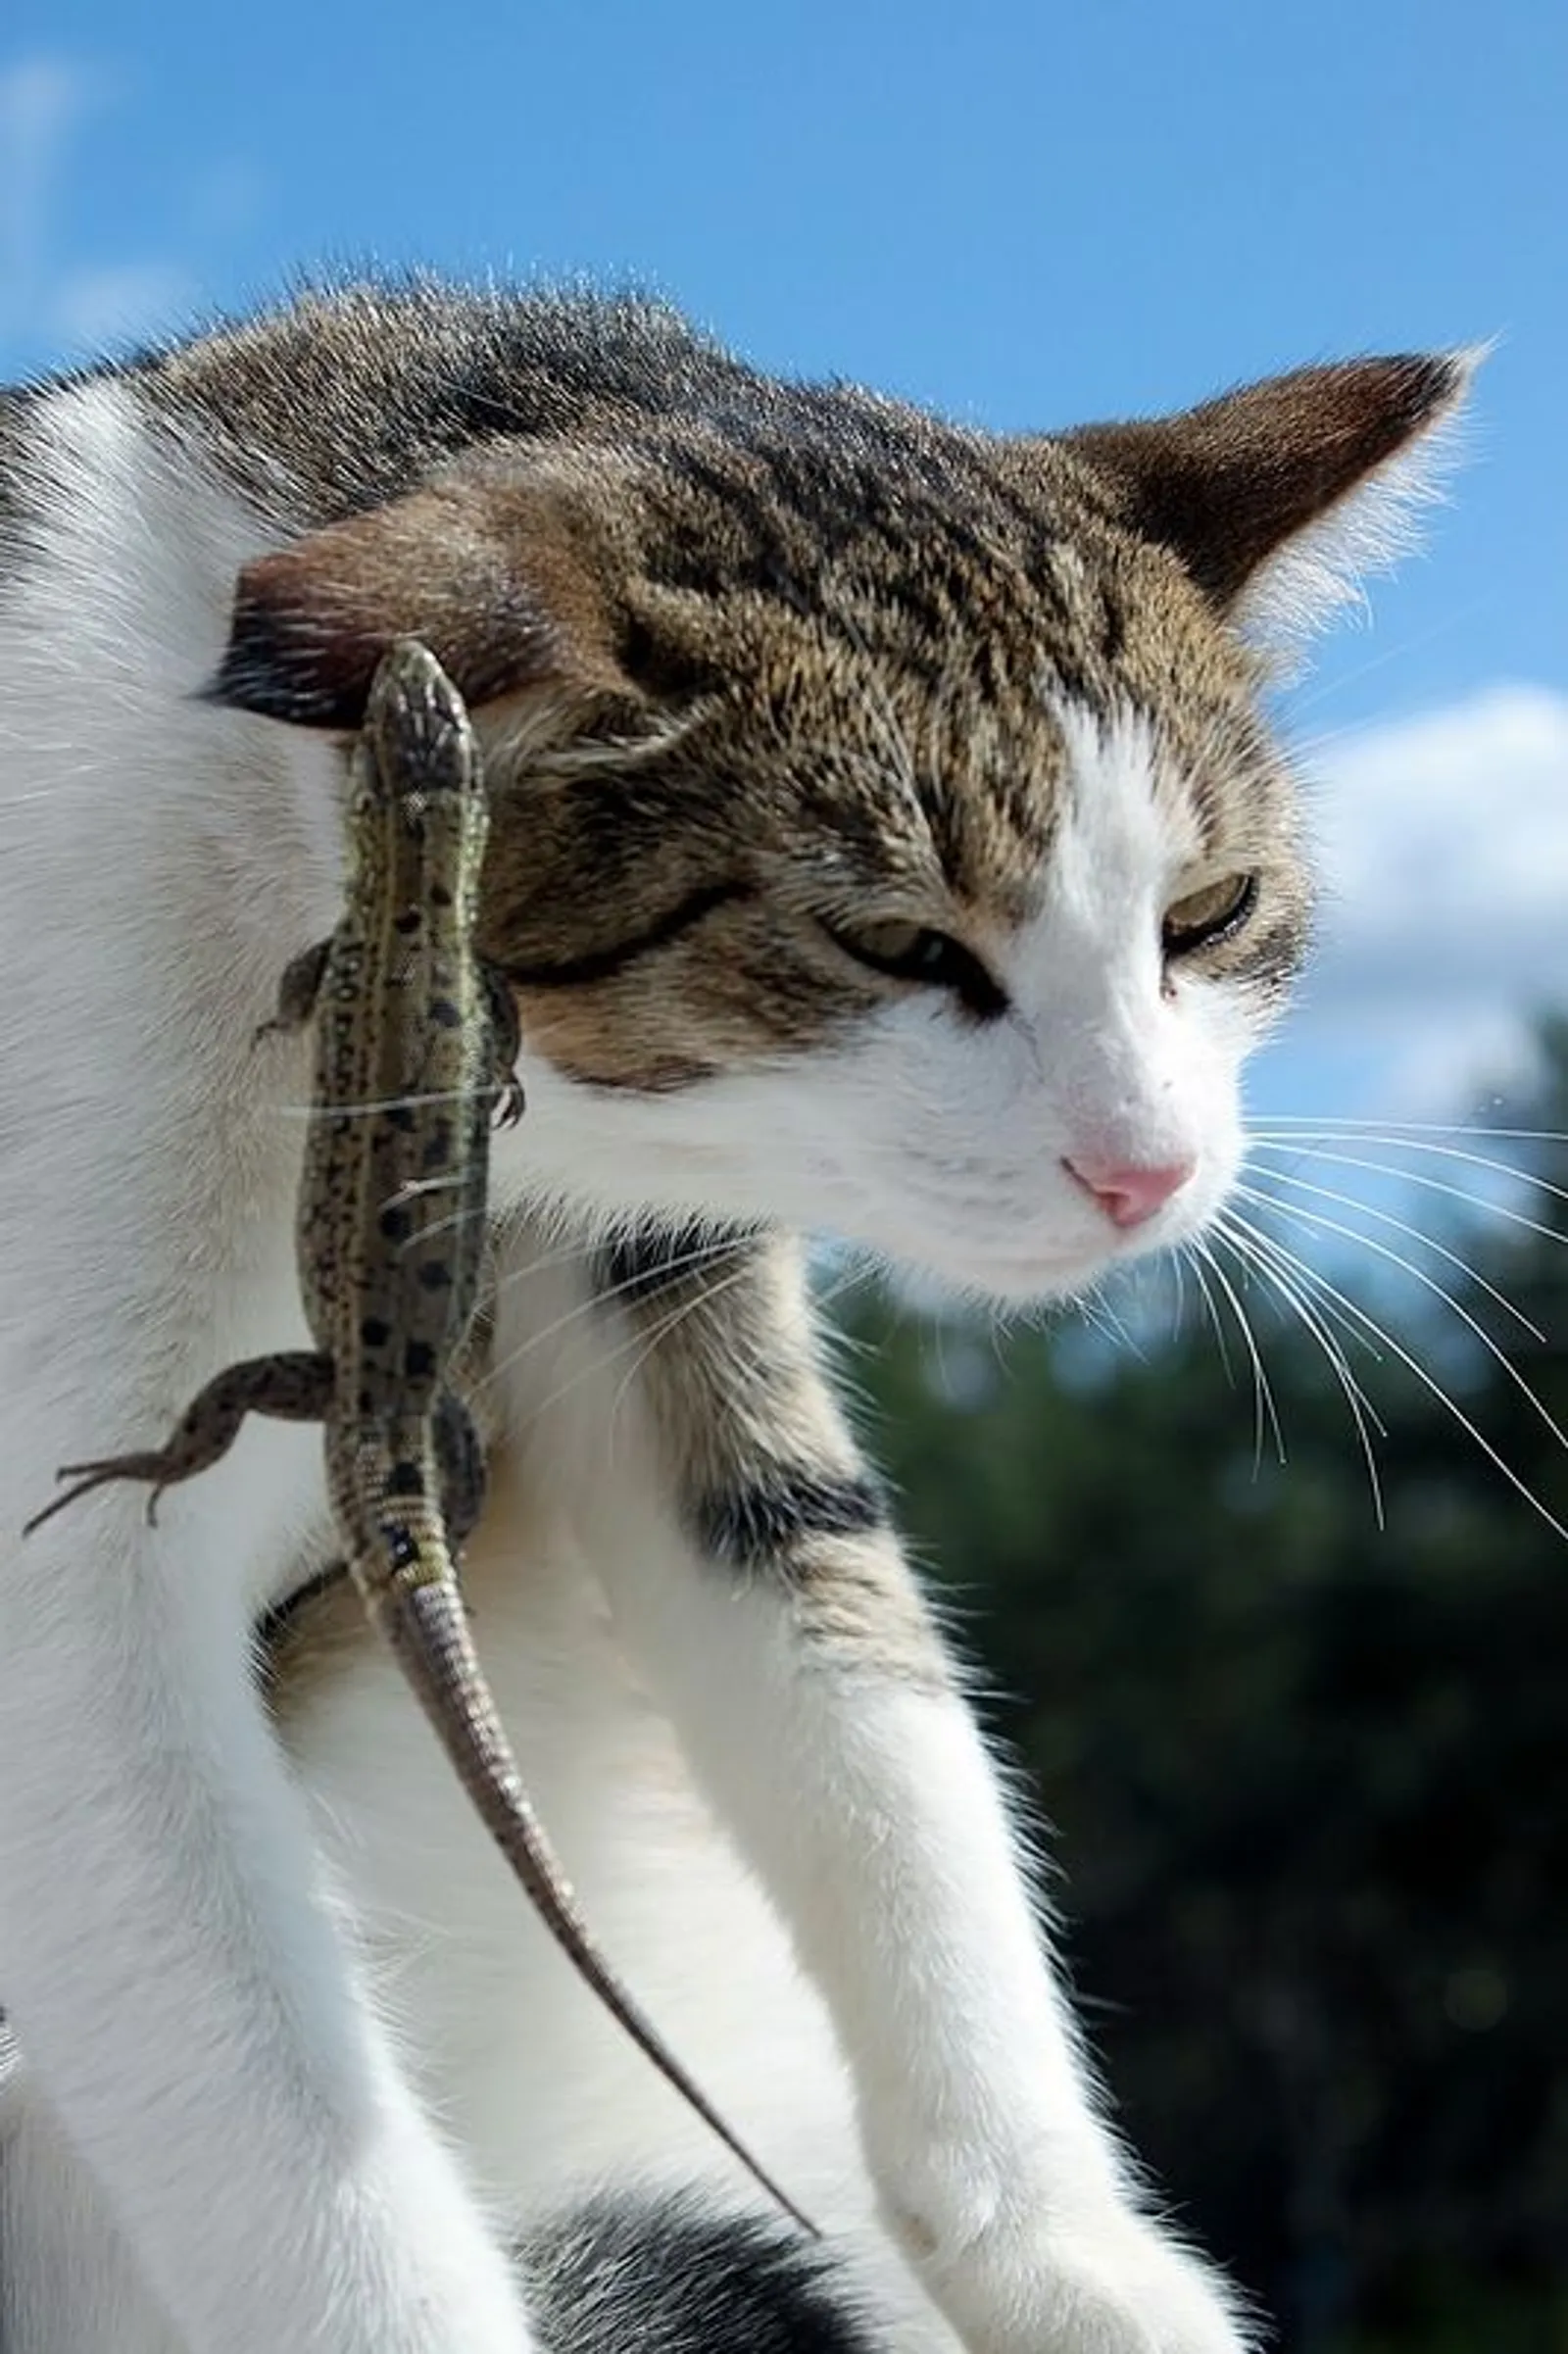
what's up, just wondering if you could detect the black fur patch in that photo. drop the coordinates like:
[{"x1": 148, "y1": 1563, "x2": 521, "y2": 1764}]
[
  {"x1": 522, "y1": 2194, "x2": 885, "y2": 2354},
  {"x1": 253, "y1": 1557, "x2": 345, "y2": 1658},
  {"x1": 593, "y1": 1217, "x2": 761, "y2": 1307},
  {"x1": 699, "y1": 1467, "x2": 887, "y2": 1574}
]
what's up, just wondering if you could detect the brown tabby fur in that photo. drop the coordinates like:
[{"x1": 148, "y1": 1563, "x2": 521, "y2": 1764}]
[{"x1": 107, "y1": 287, "x2": 1459, "y2": 1102}]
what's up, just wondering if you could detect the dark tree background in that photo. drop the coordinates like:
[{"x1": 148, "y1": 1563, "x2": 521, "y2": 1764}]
[{"x1": 844, "y1": 1021, "x2": 1568, "y2": 2354}]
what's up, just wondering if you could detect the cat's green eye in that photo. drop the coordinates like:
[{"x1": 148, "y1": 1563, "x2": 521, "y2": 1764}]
[
  {"x1": 823, "y1": 917, "x2": 1009, "y2": 1019},
  {"x1": 1161, "y1": 872, "x2": 1257, "y2": 960}
]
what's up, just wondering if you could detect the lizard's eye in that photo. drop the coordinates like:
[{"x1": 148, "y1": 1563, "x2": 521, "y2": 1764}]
[{"x1": 820, "y1": 917, "x2": 1009, "y2": 1019}]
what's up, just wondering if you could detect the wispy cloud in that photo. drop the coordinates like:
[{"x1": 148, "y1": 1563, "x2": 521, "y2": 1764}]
[
  {"x1": 0, "y1": 51, "x2": 234, "y2": 368},
  {"x1": 0, "y1": 56, "x2": 95, "y2": 308},
  {"x1": 49, "y1": 261, "x2": 198, "y2": 349},
  {"x1": 1277, "y1": 684, "x2": 1568, "y2": 1111}
]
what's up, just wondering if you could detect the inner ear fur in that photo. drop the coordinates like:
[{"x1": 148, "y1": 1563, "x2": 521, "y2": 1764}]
[
  {"x1": 209, "y1": 473, "x2": 640, "y2": 730},
  {"x1": 1059, "y1": 351, "x2": 1475, "y2": 616}
]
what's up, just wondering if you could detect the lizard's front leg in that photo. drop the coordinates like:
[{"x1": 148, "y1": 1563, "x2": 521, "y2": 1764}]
[
  {"x1": 481, "y1": 958, "x2": 525, "y2": 1128},
  {"x1": 23, "y1": 1351, "x2": 333, "y2": 1534},
  {"x1": 566, "y1": 1230, "x2": 1250, "y2": 2354},
  {"x1": 255, "y1": 935, "x2": 332, "y2": 1040}
]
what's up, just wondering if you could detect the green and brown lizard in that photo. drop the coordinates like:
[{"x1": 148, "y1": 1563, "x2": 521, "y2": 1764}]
[{"x1": 24, "y1": 637, "x2": 809, "y2": 2231}]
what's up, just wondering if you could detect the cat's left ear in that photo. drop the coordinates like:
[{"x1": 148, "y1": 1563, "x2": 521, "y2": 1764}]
[
  {"x1": 204, "y1": 470, "x2": 638, "y2": 731},
  {"x1": 1056, "y1": 349, "x2": 1480, "y2": 643}
]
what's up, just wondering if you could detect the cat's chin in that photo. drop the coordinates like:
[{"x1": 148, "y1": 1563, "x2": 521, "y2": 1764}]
[
  {"x1": 891, "y1": 1188, "x2": 1237, "y2": 1311},
  {"x1": 888, "y1": 1239, "x2": 1135, "y2": 1312},
  {"x1": 815, "y1": 1159, "x2": 1233, "y2": 1313},
  {"x1": 877, "y1": 1202, "x2": 1219, "y2": 1309}
]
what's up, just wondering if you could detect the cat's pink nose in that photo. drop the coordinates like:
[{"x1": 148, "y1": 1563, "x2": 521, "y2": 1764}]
[{"x1": 1064, "y1": 1152, "x2": 1196, "y2": 1230}]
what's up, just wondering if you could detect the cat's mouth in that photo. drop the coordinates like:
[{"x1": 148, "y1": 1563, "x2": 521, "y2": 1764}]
[{"x1": 867, "y1": 1189, "x2": 1218, "y2": 1307}]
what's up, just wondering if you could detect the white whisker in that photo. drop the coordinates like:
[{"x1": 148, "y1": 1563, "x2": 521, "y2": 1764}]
[
  {"x1": 1248, "y1": 1138, "x2": 1568, "y2": 1251},
  {"x1": 605, "y1": 1263, "x2": 761, "y2": 1444},
  {"x1": 384, "y1": 1175, "x2": 467, "y2": 1209},
  {"x1": 1241, "y1": 1164, "x2": 1546, "y2": 1343},
  {"x1": 1215, "y1": 1217, "x2": 1392, "y2": 1523},
  {"x1": 1192, "y1": 1237, "x2": 1285, "y2": 1470},
  {"x1": 1280, "y1": 596, "x2": 1494, "y2": 721},
  {"x1": 270, "y1": 1088, "x2": 480, "y2": 1120},
  {"x1": 401, "y1": 1204, "x2": 489, "y2": 1250},
  {"x1": 1223, "y1": 1208, "x2": 1568, "y2": 1546},
  {"x1": 1179, "y1": 1243, "x2": 1235, "y2": 1383},
  {"x1": 478, "y1": 1236, "x2": 749, "y2": 1394},
  {"x1": 1219, "y1": 1213, "x2": 1390, "y2": 1413},
  {"x1": 1236, "y1": 1183, "x2": 1568, "y2": 1459},
  {"x1": 1254, "y1": 1114, "x2": 1568, "y2": 1149}
]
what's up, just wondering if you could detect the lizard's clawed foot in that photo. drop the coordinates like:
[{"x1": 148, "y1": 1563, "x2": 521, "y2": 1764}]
[{"x1": 21, "y1": 1453, "x2": 174, "y2": 1538}]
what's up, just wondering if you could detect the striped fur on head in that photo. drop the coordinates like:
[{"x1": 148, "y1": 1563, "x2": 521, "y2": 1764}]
[{"x1": 187, "y1": 285, "x2": 1467, "y2": 1300}]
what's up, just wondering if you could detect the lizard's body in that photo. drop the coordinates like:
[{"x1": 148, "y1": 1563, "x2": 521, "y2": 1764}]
[{"x1": 24, "y1": 640, "x2": 808, "y2": 2231}]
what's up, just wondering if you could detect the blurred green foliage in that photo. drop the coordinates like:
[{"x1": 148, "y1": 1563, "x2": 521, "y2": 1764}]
[{"x1": 842, "y1": 1020, "x2": 1568, "y2": 2354}]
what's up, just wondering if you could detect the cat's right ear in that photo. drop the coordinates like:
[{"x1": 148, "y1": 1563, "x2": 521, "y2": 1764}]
[
  {"x1": 1055, "y1": 349, "x2": 1479, "y2": 646},
  {"x1": 206, "y1": 478, "x2": 636, "y2": 730}
]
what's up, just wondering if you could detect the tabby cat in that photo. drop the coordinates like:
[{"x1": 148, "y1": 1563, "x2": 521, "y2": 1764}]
[{"x1": 0, "y1": 284, "x2": 1465, "y2": 2352}]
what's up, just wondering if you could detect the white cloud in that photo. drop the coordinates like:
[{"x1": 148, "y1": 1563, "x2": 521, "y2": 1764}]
[{"x1": 1275, "y1": 684, "x2": 1568, "y2": 1113}]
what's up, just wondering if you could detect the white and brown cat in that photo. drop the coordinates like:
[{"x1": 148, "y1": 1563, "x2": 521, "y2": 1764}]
[{"x1": 0, "y1": 285, "x2": 1466, "y2": 2352}]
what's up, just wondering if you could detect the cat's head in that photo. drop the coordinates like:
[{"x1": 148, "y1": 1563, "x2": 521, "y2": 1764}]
[{"x1": 214, "y1": 345, "x2": 1469, "y2": 1303}]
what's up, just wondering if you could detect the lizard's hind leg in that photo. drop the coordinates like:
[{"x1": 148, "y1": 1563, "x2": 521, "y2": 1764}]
[
  {"x1": 433, "y1": 1387, "x2": 487, "y2": 1546},
  {"x1": 22, "y1": 1350, "x2": 334, "y2": 1535}
]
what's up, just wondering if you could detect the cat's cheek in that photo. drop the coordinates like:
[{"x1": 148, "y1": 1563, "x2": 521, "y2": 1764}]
[{"x1": 842, "y1": 1013, "x2": 1238, "y2": 1284}]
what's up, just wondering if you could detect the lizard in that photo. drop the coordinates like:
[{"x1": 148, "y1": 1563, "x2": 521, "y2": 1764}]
[{"x1": 22, "y1": 636, "x2": 812, "y2": 2235}]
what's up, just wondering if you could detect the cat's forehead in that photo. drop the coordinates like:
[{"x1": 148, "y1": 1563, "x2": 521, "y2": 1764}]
[{"x1": 658, "y1": 443, "x2": 1293, "y2": 920}]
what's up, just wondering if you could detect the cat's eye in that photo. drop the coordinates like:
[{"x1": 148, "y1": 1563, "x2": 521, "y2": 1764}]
[
  {"x1": 823, "y1": 917, "x2": 1008, "y2": 1019},
  {"x1": 1161, "y1": 872, "x2": 1257, "y2": 960}
]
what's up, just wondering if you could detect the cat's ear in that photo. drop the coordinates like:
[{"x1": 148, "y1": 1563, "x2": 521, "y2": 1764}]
[
  {"x1": 1060, "y1": 350, "x2": 1479, "y2": 642},
  {"x1": 208, "y1": 477, "x2": 635, "y2": 729}
]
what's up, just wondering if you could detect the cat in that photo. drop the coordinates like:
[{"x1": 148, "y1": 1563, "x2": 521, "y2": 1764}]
[{"x1": 0, "y1": 282, "x2": 1466, "y2": 2353}]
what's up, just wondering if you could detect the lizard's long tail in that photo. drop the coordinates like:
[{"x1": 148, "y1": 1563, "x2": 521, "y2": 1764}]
[{"x1": 371, "y1": 1572, "x2": 819, "y2": 2239}]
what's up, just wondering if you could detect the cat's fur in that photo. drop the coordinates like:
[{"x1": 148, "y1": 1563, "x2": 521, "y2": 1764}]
[{"x1": 0, "y1": 284, "x2": 1465, "y2": 2353}]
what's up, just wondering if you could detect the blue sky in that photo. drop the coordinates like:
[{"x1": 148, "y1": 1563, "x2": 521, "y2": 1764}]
[{"x1": 3, "y1": 0, "x2": 1566, "y2": 1133}]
